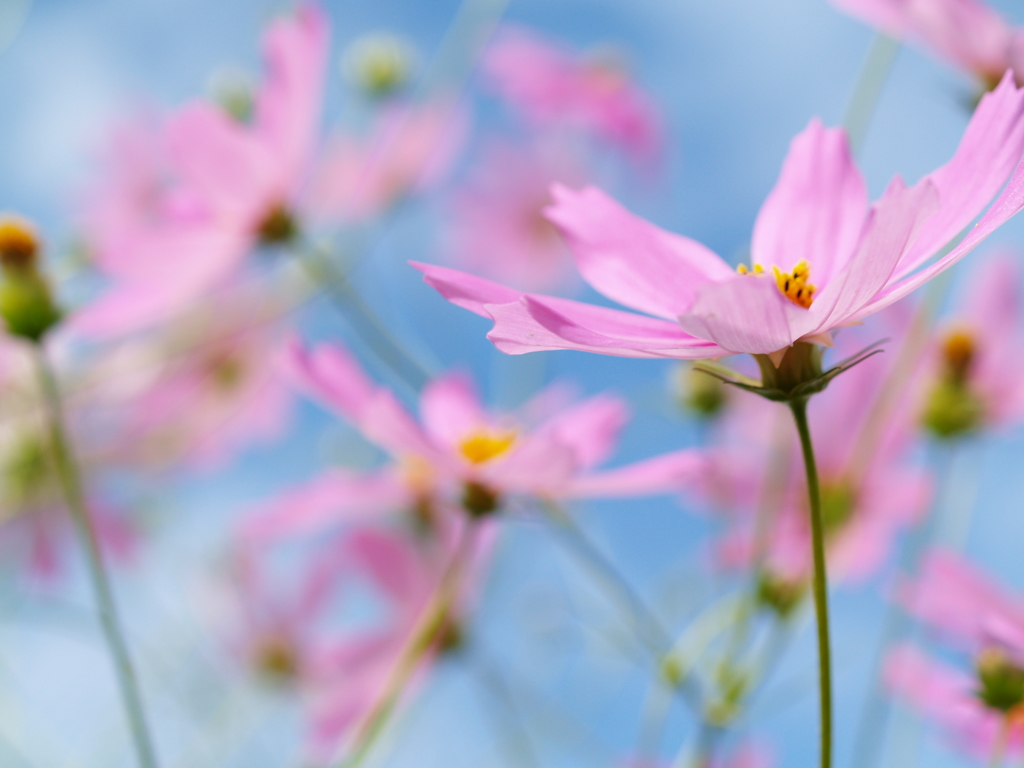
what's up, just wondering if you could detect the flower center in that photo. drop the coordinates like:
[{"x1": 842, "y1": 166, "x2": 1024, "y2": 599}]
[
  {"x1": 459, "y1": 430, "x2": 516, "y2": 464},
  {"x1": 737, "y1": 261, "x2": 817, "y2": 308},
  {"x1": 941, "y1": 329, "x2": 975, "y2": 385},
  {"x1": 255, "y1": 635, "x2": 299, "y2": 681},
  {"x1": 977, "y1": 647, "x2": 1024, "y2": 712},
  {"x1": 256, "y1": 204, "x2": 298, "y2": 245}
]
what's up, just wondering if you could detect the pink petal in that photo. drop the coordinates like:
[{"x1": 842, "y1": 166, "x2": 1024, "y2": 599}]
[
  {"x1": 677, "y1": 273, "x2": 796, "y2": 355},
  {"x1": 254, "y1": 2, "x2": 329, "y2": 193},
  {"x1": 281, "y1": 338, "x2": 378, "y2": 422},
  {"x1": 751, "y1": 119, "x2": 868, "y2": 287},
  {"x1": 545, "y1": 184, "x2": 734, "y2": 319},
  {"x1": 892, "y1": 73, "x2": 1024, "y2": 282},
  {"x1": 535, "y1": 393, "x2": 629, "y2": 470},
  {"x1": 414, "y1": 262, "x2": 726, "y2": 358},
  {"x1": 803, "y1": 175, "x2": 939, "y2": 336},
  {"x1": 419, "y1": 372, "x2": 488, "y2": 449},
  {"x1": 567, "y1": 449, "x2": 707, "y2": 498},
  {"x1": 241, "y1": 470, "x2": 409, "y2": 542}
]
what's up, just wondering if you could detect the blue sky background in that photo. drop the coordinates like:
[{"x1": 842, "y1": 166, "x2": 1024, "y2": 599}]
[{"x1": 2, "y1": 1, "x2": 1024, "y2": 767}]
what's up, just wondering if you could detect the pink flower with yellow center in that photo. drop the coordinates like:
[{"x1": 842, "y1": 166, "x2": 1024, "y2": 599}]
[{"x1": 416, "y1": 74, "x2": 1024, "y2": 367}]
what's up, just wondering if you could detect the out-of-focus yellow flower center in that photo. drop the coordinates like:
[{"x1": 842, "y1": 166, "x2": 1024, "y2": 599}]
[
  {"x1": 459, "y1": 430, "x2": 516, "y2": 464},
  {"x1": 941, "y1": 329, "x2": 975, "y2": 384},
  {"x1": 737, "y1": 261, "x2": 817, "y2": 308},
  {"x1": 0, "y1": 214, "x2": 39, "y2": 270},
  {"x1": 400, "y1": 455, "x2": 434, "y2": 493}
]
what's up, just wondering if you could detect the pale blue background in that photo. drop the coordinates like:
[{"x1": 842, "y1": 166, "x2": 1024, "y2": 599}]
[{"x1": 0, "y1": 1, "x2": 1023, "y2": 767}]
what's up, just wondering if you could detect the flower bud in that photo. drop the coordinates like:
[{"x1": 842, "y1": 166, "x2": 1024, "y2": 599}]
[
  {"x1": 255, "y1": 203, "x2": 299, "y2": 246},
  {"x1": 207, "y1": 66, "x2": 255, "y2": 123},
  {"x1": 976, "y1": 647, "x2": 1024, "y2": 712},
  {"x1": 676, "y1": 362, "x2": 728, "y2": 419},
  {"x1": 0, "y1": 215, "x2": 61, "y2": 342},
  {"x1": 342, "y1": 33, "x2": 416, "y2": 98},
  {"x1": 755, "y1": 570, "x2": 804, "y2": 618},
  {"x1": 922, "y1": 378, "x2": 984, "y2": 439}
]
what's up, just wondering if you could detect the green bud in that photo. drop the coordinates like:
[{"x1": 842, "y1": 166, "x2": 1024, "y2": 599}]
[
  {"x1": 208, "y1": 66, "x2": 255, "y2": 123},
  {"x1": 755, "y1": 570, "x2": 805, "y2": 619},
  {"x1": 820, "y1": 482, "x2": 857, "y2": 538},
  {"x1": 0, "y1": 216, "x2": 61, "y2": 341},
  {"x1": 922, "y1": 378, "x2": 984, "y2": 439},
  {"x1": 976, "y1": 648, "x2": 1024, "y2": 712},
  {"x1": 678, "y1": 363, "x2": 728, "y2": 419},
  {"x1": 342, "y1": 33, "x2": 416, "y2": 98}
]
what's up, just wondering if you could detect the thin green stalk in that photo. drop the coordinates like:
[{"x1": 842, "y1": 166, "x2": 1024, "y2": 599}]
[
  {"x1": 990, "y1": 716, "x2": 1011, "y2": 768},
  {"x1": 540, "y1": 500, "x2": 703, "y2": 711},
  {"x1": 295, "y1": 242, "x2": 433, "y2": 391},
  {"x1": 843, "y1": 33, "x2": 900, "y2": 155},
  {"x1": 788, "y1": 398, "x2": 832, "y2": 768},
  {"x1": 334, "y1": 523, "x2": 476, "y2": 768},
  {"x1": 32, "y1": 346, "x2": 157, "y2": 768}
]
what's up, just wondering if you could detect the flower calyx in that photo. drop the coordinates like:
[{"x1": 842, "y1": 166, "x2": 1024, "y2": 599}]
[{"x1": 695, "y1": 340, "x2": 887, "y2": 404}]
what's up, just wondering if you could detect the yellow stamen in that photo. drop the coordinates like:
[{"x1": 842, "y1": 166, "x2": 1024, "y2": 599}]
[
  {"x1": 459, "y1": 430, "x2": 516, "y2": 464},
  {"x1": 772, "y1": 260, "x2": 816, "y2": 309},
  {"x1": 736, "y1": 263, "x2": 764, "y2": 275}
]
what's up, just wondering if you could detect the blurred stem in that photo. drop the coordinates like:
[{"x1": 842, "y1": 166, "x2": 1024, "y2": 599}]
[
  {"x1": 843, "y1": 33, "x2": 900, "y2": 155},
  {"x1": 540, "y1": 500, "x2": 703, "y2": 711},
  {"x1": 294, "y1": 241, "x2": 432, "y2": 391},
  {"x1": 990, "y1": 716, "x2": 1010, "y2": 768},
  {"x1": 852, "y1": 443, "x2": 956, "y2": 768},
  {"x1": 32, "y1": 345, "x2": 158, "y2": 768},
  {"x1": 335, "y1": 522, "x2": 477, "y2": 768},
  {"x1": 788, "y1": 398, "x2": 832, "y2": 768}
]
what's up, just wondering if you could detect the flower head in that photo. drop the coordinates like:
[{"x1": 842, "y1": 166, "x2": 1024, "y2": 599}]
[
  {"x1": 482, "y1": 24, "x2": 664, "y2": 167},
  {"x1": 417, "y1": 74, "x2": 1024, "y2": 368}
]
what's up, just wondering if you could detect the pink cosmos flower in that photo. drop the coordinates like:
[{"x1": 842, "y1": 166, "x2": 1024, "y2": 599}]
[
  {"x1": 306, "y1": 97, "x2": 469, "y2": 225},
  {"x1": 90, "y1": 278, "x2": 297, "y2": 470},
  {"x1": 279, "y1": 339, "x2": 704, "y2": 515},
  {"x1": 73, "y1": 2, "x2": 329, "y2": 336},
  {"x1": 885, "y1": 550, "x2": 1024, "y2": 758},
  {"x1": 918, "y1": 252, "x2": 1024, "y2": 435},
  {"x1": 223, "y1": 524, "x2": 463, "y2": 764},
  {"x1": 830, "y1": 0, "x2": 1024, "y2": 88},
  {"x1": 416, "y1": 74, "x2": 1024, "y2": 366},
  {"x1": 482, "y1": 24, "x2": 664, "y2": 166},
  {"x1": 441, "y1": 137, "x2": 588, "y2": 293},
  {"x1": 711, "y1": 315, "x2": 931, "y2": 584}
]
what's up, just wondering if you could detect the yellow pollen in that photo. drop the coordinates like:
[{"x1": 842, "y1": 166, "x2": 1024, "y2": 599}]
[
  {"x1": 736, "y1": 263, "x2": 764, "y2": 275},
  {"x1": 459, "y1": 430, "x2": 516, "y2": 465},
  {"x1": 772, "y1": 260, "x2": 816, "y2": 309}
]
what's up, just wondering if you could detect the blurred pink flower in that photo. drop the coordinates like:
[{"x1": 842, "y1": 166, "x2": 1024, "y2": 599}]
[
  {"x1": 919, "y1": 252, "x2": 1024, "y2": 434},
  {"x1": 441, "y1": 137, "x2": 588, "y2": 292},
  {"x1": 92, "y1": 278, "x2": 297, "y2": 470},
  {"x1": 272, "y1": 338, "x2": 706, "y2": 520},
  {"x1": 306, "y1": 97, "x2": 469, "y2": 224},
  {"x1": 885, "y1": 552, "x2": 1024, "y2": 758},
  {"x1": 830, "y1": 0, "x2": 1024, "y2": 88},
  {"x1": 885, "y1": 645, "x2": 1024, "y2": 759},
  {"x1": 417, "y1": 75, "x2": 1024, "y2": 364},
  {"x1": 73, "y1": 2, "x2": 329, "y2": 336},
  {"x1": 483, "y1": 24, "x2": 664, "y2": 166},
  {"x1": 225, "y1": 524, "x2": 465, "y2": 764}
]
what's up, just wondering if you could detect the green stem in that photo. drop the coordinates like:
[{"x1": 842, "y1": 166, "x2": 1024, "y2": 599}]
[
  {"x1": 990, "y1": 715, "x2": 1010, "y2": 768},
  {"x1": 788, "y1": 398, "x2": 832, "y2": 768},
  {"x1": 540, "y1": 501, "x2": 703, "y2": 711},
  {"x1": 843, "y1": 33, "x2": 900, "y2": 155},
  {"x1": 335, "y1": 523, "x2": 476, "y2": 768},
  {"x1": 32, "y1": 345, "x2": 157, "y2": 768},
  {"x1": 295, "y1": 242, "x2": 433, "y2": 392}
]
